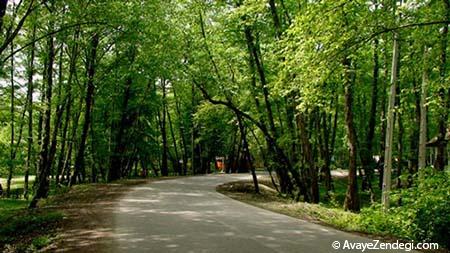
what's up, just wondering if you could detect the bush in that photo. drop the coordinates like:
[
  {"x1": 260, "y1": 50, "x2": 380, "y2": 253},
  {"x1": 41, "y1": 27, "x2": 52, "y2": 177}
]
[
  {"x1": 358, "y1": 168, "x2": 449, "y2": 248},
  {"x1": 406, "y1": 169, "x2": 450, "y2": 248}
]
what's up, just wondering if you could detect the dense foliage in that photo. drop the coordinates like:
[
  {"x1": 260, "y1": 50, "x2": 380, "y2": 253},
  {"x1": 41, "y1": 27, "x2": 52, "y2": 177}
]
[{"x1": 0, "y1": 0, "x2": 448, "y2": 245}]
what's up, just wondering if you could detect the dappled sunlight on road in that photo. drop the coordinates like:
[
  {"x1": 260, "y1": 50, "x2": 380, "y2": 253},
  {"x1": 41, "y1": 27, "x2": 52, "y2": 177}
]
[{"x1": 109, "y1": 174, "x2": 381, "y2": 253}]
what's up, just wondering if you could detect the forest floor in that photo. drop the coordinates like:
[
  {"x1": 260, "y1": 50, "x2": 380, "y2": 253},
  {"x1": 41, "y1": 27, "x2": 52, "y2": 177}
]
[{"x1": 41, "y1": 179, "x2": 152, "y2": 252}]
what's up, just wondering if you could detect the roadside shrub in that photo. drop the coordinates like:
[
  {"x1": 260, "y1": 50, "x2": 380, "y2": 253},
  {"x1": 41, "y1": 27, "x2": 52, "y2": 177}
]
[
  {"x1": 358, "y1": 168, "x2": 449, "y2": 248},
  {"x1": 405, "y1": 169, "x2": 450, "y2": 248}
]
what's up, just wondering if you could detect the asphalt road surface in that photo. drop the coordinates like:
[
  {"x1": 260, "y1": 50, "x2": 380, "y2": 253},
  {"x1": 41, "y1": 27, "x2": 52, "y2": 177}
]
[{"x1": 113, "y1": 174, "x2": 415, "y2": 253}]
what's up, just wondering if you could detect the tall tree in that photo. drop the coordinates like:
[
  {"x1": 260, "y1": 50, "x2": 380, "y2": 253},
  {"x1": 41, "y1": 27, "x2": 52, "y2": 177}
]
[
  {"x1": 343, "y1": 56, "x2": 360, "y2": 212},
  {"x1": 418, "y1": 47, "x2": 429, "y2": 170},
  {"x1": 382, "y1": 33, "x2": 400, "y2": 211},
  {"x1": 70, "y1": 33, "x2": 99, "y2": 185},
  {"x1": 23, "y1": 24, "x2": 36, "y2": 199},
  {"x1": 30, "y1": 23, "x2": 55, "y2": 208}
]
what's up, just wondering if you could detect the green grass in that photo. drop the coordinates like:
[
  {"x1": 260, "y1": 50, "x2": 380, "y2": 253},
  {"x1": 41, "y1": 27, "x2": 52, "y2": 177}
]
[
  {"x1": 0, "y1": 177, "x2": 62, "y2": 252},
  {"x1": 0, "y1": 199, "x2": 29, "y2": 211},
  {"x1": 31, "y1": 235, "x2": 52, "y2": 250},
  {"x1": 318, "y1": 176, "x2": 382, "y2": 209},
  {"x1": 0, "y1": 176, "x2": 35, "y2": 190},
  {"x1": 0, "y1": 198, "x2": 63, "y2": 251}
]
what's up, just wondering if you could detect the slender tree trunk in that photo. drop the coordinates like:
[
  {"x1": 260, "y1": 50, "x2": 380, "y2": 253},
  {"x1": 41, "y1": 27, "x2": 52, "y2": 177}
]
[
  {"x1": 379, "y1": 35, "x2": 389, "y2": 189},
  {"x1": 48, "y1": 44, "x2": 65, "y2": 180},
  {"x1": 396, "y1": 112, "x2": 404, "y2": 188},
  {"x1": 243, "y1": 25, "x2": 298, "y2": 194},
  {"x1": 173, "y1": 87, "x2": 188, "y2": 175},
  {"x1": 361, "y1": 38, "x2": 379, "y2": 200},
  {"x1": 30, "y1": 29, "x2": 55, "y2": 208},
  {"x1": 268, "y1": 0, "x2": 282, "y2": 38},
  {"x1": 243, "y1": 27, "x2": 277, "y2": 138},
  {"x1": 62, "y1": 98, "x2": 82, "y2": 184},
  {"x1": 343, "y1": 56, "x2": 360, "y2": 213},
  {"x1": 109, "y1": 76, "x2": 134, "y2": 181},
  {"x1": 418, "y1": 47, "x2": 430, "y2": 169},
  {"x1": 236, "y1": 114, "x2": 259, "y2": 193},
  {"x1": 319, "y1": 112, "x2": 332, "y2": 194},
  {"x1": 6, "y1": 42, "x2": 15, "y2": 198},
  {"x1": 296, "y1": 112, "x2": 319, "y2": 203},
  {"x1": 24, "y1": 25, "x2": 36, "y2": 199},
  {"x1": 191, "y1": 82, "x2": 196, "y2": 175},
  {"x1": 408, "y1": 78, "x2": 420, "y2": 187},
  {"x1": 35, "y1": 95, "x2": 44, "y2": 176},
  {"x1": 0, "y1": 0, "x2": 7, "y2": 32},
  {"x1": 70, "y1": 33, "x2": 99, "y2": 185},
  {"x1": 160, "y1": 79, "x2": 169, "y2": 176},
  {"x1": 330, "y1": 94, "x2": 339, "y2": 163},
  {"x1": 382, "y1": 33, "x2": 400, "y2": 211},
  {"x1": 167, "y1": 103, "x2": 181, "y2": 175},
  {"x1": 56, "y1": 30, "x2": 78, "y2": 183},
  {"x1": 249, "y1": 124, "x2": 280, "y2": 193}
]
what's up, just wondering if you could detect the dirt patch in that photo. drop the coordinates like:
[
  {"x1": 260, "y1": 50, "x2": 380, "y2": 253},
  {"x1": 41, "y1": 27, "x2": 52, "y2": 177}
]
[{"x1": 39, "y1": 179, "x2": 160, "y2": 253}]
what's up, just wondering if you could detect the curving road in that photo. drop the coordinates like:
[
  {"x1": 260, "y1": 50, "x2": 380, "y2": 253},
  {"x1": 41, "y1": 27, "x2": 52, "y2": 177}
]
[{"x1": 112, "y1": 174, "x2": 413, "y2": 252}]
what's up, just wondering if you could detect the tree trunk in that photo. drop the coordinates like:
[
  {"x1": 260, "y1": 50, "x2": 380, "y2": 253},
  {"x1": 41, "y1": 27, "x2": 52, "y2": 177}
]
[
  {"x1": 396, "y1": 112, "x2": 404, "y2": 188},
  {"x1": 48, "y1": 44, "x2": 65, "y2": 181},
  {"x1": 30, "y1": 29, "x2": 55, "y2": 208},
  {"x1": 361, "y1": 38, "x2": 379, "y2": 200},
  {"x1": 109, "y1": 76, "x2": 133, "y2": 181},
  {"x1": 268, "y1": 0, "x2": 282, "y2": 38},
  {"x1": 242, "y1": 25, "x2": 297, "y2": 194},
  {"x1": 56, "y1": 29, "x2": 79, "y2": 184},
  {"x1": 382, "y1": 33, "x2": 400, "y2": 211},
  {"x1": 6, "y1": 42, "x2": 15, "y2": 198},
  {"x1": 70, "y1": 33, "x2": 99, "y2": 185},
  {"x1": 24, "y1": 25, "x2": 36, "y2": 199},
  {"x1": 343, "y1": 56, "x2": 360, "y2": 213},
  {"x1": 0, "y1": 0, "x2": 7, "y2": 32},
  {"x1": 408, "y1": 78, "x2": 420, "y2": 186},
  {"x1": 418, "y1": 46, "x2": 430, "y2": 169},
  {"x1": 160, "y1": 79, "x2": 169, "y2": 176},
  {"x1": 243, "y1": 27, "x2": 277, "y2": 139},
  {"x1": 167, "y1": 102, "x2": 181, "y2": 175},
  {"x1": 296, "y1": 112, "x2": 319, "y2": 203},
  {"x1": 173, "y1": 87, "x2": 188, "y2": 175},
  {"x1": 237, "y1": 114, "x2": 259, "y2": 193},
  {"x1": 62, "y1": 97, "x2": 82, "y2": 184},
  {"x1": 319, "y1": 112, "x2": 333, "y2": 194}
]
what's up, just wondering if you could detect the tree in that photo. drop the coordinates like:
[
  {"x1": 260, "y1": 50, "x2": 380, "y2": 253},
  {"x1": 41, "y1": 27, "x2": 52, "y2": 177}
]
[
  {"x1": 382, "y1": 33, "x2": 400, "y2": 211},
  {"x1": 418, "y1": 46, "x2": 429, "y2": 170},
  {"x1": 70, "y1": 33, "x2": 99, "y2": 185}
]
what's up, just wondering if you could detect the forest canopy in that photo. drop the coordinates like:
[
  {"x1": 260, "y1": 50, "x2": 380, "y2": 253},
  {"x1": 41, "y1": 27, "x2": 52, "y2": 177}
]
[{"x1": 0, "y1": 0, "x2": 448, "y2": 229}]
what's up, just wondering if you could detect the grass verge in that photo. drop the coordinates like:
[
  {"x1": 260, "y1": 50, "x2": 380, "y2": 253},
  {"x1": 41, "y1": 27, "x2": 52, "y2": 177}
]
[{"x1": 0, "y1": 199, "x2": 63, "y2": 252}]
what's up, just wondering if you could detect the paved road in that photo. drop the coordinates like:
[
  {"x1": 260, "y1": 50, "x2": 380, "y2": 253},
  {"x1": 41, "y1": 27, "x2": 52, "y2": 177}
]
[{"x1": 113, "y1": 174, "x2": 412, "y2": 253}]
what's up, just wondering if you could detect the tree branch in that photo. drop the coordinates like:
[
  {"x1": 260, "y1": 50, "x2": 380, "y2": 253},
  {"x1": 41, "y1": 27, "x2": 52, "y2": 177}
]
[
  {"x1": 2, "y1": 21, "x2": 108, "y2": 63},
  {"x1": 0, "y1": 0, "x2": 37, "y2": 55}
]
